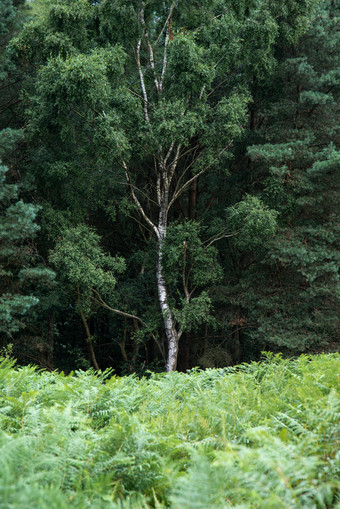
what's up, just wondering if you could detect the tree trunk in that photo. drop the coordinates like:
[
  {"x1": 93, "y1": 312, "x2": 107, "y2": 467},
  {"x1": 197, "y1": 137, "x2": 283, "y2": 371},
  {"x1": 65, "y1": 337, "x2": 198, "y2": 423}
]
[
  {"x1": 156, "y1": 220, "x2": 180, "y2": 371},
  {"x1": 188, "y1": 176, "x2": 197, "y2": 220},
  {"x1": 79, "y1": 309, "x2": 100, "y2": 370},
  {"x1": 46, "y1": 312, "x2": 55, "y2": 370}
]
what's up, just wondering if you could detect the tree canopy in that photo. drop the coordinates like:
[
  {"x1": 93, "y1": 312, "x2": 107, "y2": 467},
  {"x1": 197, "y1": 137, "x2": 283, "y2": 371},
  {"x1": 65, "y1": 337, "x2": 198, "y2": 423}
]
[{"x1": 0, "y1": 0, "x2": 339, "y2": 371}]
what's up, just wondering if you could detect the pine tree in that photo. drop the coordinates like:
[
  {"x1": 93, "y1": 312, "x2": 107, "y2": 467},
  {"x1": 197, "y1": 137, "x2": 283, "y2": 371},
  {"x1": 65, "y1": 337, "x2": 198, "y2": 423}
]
[
  {"x1": 0, "y1": 0, "x2": 56, "y2": 365},
  {"x1": 0, "y1": 159, "x2": 55, "y2": 338},
  {"x1": 228, "y1": 0, "x2": 340, "y2": 353}
]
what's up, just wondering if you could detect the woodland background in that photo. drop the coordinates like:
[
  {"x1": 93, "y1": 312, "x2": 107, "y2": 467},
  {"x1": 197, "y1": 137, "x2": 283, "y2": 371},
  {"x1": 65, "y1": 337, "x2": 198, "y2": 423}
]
[{"x1": 0, "y1": 0, "x2": 339, "y2": 373}]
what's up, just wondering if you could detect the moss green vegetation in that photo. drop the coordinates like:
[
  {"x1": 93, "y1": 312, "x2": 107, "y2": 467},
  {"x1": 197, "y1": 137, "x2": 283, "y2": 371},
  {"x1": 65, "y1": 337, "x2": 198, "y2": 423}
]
[{"x1": 0, "y1": 353, "x2": 339, "y2": 508}]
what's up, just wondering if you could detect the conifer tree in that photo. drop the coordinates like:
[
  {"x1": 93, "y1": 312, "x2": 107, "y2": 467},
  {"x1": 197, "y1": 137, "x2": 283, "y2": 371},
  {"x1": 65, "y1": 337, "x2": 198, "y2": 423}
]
[
  {"x1": 0, "y1": 0, "x2": 56, "y2": 365},
  {"x1": 229, "y1": 0, "x2": 340, "y2": 352}
]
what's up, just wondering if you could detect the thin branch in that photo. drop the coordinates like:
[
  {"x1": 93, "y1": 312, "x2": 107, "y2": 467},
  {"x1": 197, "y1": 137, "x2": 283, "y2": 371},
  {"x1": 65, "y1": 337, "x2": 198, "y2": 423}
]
[
  {"x1": 127, "y1": 213, "x2": 154, "y2": 238},
  {"x1": 90, "y1": 288, "x2": 165, "y2": 359},
  {"x1": 123, "y1": 161, "x2": 158, "y2": 236},
  {"x1": 117, "y1": 179, "x2": 159, "y2": 208},
  {"x1": 172, "y1": 142, "x2": 200, "y2": 161},
  {"x1": 163, "y1": 140, "x2": 175, "y2": 167},
  {"x1": 169, "y1": 142, "x2": 233, "y2": 209},
  {"x1": 136, "y1": 34, "x2": 151, "y2": 125},
  {"x1": 199, "y1": 85, "x2": 206, "y2": 100},
  {"x1": 171, "y1": 149, "x2": 203, "y2": 195},
  {"x1": 204, "y1": 232, "x2": 235, "y2": 249},
  {"x1": 182, "y1": 241, "x2": 190, "y2": 303},
  {"x1": 169, "y1": 167, "x2": 205, "y2": 210},
  {"x1": 159, "y1": 2, "x2": 176, "y2": 92},
  {"x1": 127, "y1": 88, "x2": 143, "y2": 100},
  {"x1": 160, "y1": 30, "x2": 170, "y2": 93},
  {"x1": 168, "y1": 143, "x2": 182, "y2": 186},
  {"x1": 153, "y1": 1, "x2": 177, "y2": 48},
  {"x1": 140, "y1": 8, "x2": 161, "y2": 95},
  {"x1": 156, "y1": 173, "x2": 161, "y2": 206},
  {"x1": 207, "y1": 77, "x2": 230, "y2": 98},
  {"x1": 0, "y1": 98, "x2": 21, "y2": 116}
]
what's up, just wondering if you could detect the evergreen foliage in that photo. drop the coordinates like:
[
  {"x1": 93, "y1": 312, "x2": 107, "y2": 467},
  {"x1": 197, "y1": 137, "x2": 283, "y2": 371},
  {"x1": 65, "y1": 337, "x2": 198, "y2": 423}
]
[
  {"x1": 0, "y1": 354, "x2": 338, "y2": 507},
  {"x1": 240, "y1": 0, "x2": 340, "y2": 351},
  {"x1": 0, "y1": 0, "x2": 339, "y2": 370},
  {"x1": 0, "y1": 151, "x2": 55, "y2": 339}
]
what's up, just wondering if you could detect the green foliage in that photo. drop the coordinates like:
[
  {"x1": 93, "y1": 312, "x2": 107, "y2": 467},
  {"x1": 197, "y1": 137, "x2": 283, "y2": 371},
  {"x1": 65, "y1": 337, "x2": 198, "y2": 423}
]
[
  {"x1": 0, "y1": 354, "x2": 338, "y2": 507},
  {"x1": 162, "y1": 222, "x2": 222, "y2": 332},
  {"x1": 0, "y1": 162, "x2": 55, "y2": 336},
  {"x1": 226, "y1": 195, "x2": 278, "y2": 252},
  {"x1": 166, "y1": 32, "x2": 215, "y2": 98},
  {"x1": 237, "y1": 0, "x2": 340, "y2": 351},
  {"x1": 50, "y1": 224, "x2": 125, "y2": 316},
  {"x1": 50, "y1": 225, "x2": 125, "y2": 295},
  {"x1": 163, "y1": 222, "x2": 222, "y2": 288},
  {"x1": 1, "y1": 0, "x2": 337, "y2": 369}
]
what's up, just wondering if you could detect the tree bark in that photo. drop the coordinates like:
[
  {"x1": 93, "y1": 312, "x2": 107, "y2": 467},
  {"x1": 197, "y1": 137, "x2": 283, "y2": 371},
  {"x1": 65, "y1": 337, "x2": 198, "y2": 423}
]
[
  {"x1": 79, "y1": 308, "x2": 100, "y2": 370},
  {"x1": 46, "y1": 312, "x2": 55, "y2": 370},
  {"x1": 156, "y1": 212, "x2": 180, "y2": 371}
]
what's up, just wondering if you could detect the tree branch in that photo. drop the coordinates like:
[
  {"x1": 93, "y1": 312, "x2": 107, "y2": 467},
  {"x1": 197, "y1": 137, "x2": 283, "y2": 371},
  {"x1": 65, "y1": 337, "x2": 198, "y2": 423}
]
[
  {"x1": 159, "y1": 2, "x2": 176, "y2": 92},
  {"x1": 140, "y1": 7, "x2": 161, "y2": 95},
  {"x1": 153, "y1": 1, "x2": 176, "y2": 48},
  {"x1": 136, "y1": 33, "x2": 151, "y2": 125},
  {"x1": 168, "y1": 143, "x2": 233, "y2": 209},
  {"x1": 90, "y1": 287, "x2": 165, "y2": 359},
  {"x1": 123, "y1": 161, "x2": 158, "y2": 236},
  {"x1": 168, "y1": 143, "x2": 182, "y2": 186}
]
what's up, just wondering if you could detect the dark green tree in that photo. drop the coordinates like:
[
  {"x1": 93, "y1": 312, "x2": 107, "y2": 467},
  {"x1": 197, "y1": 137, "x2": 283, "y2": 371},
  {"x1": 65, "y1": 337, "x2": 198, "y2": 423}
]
[
  {"x1": 11, "y1": 0, "x2": 320, "y2": 370},
  {"x1": 0, "y1": 0, "x2": 58, "y2": 366},
  {"x1": 221, "y1": 0, "x2": 340, "y2": 354},
  {"x1": 0, "y1": 156, "x2": 55, "y2": 349}
]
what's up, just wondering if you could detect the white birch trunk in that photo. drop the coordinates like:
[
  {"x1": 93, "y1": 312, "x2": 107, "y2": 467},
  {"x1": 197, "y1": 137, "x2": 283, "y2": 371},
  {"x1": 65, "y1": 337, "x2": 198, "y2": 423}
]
[{"x1": 156, "y1": 201, "x2": 179, "y2": 371}]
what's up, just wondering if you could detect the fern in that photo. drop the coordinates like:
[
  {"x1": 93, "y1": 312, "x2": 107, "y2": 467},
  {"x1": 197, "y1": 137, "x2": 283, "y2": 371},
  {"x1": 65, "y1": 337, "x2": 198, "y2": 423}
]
[{"x1": 0, "y1": 354, "x2": 339, "y2": 508}]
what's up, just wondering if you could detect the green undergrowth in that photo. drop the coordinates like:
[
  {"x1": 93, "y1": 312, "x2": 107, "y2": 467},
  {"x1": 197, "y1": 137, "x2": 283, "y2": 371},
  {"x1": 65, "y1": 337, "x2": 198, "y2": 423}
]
[{"x1": 0, "y1": 353, "x2": 339, "y2": 508}]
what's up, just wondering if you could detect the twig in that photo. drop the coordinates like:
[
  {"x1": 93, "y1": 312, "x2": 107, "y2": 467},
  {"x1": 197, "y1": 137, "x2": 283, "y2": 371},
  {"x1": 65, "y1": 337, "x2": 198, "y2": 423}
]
[
  {"x1": 90, "y1": 287, "x2": 165, "y2": 358},
  {"x1": 123, "y1": 161, "x2": 158, "y2": 236}
]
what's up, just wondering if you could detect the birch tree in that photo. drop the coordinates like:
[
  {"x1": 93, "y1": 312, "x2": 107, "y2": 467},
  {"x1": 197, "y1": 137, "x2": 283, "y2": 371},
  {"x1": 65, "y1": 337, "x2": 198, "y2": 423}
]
[{"x1": 13, "y1": 0, "x2": 316, "y2": 370}]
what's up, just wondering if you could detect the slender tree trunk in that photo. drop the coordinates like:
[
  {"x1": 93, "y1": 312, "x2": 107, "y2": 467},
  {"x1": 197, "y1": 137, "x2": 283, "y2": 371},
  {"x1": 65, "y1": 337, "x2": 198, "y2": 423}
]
[
  {"x1": 120, "y1": 318, "x2": 129, "y2": 363},
  {"x1": 79, "y1": 309, "x2": 100, "y2": 370},
  {"x1": 156, "y1": 207, "x2": 180, "y2": 371},
  {"x1": 46, "y1": 312, "x2": 55, "y2": 369}
]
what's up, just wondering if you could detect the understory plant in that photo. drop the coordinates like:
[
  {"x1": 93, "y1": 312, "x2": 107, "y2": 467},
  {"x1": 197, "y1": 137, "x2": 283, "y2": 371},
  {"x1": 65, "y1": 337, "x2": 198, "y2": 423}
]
[{"x1": 0, "y1": 353, "x2": 339, "y2": 508}]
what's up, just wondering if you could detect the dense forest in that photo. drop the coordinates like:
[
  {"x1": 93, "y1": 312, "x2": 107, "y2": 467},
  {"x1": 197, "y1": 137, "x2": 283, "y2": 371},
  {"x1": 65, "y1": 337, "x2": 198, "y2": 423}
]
[{"x1": 0, "y1": 0, "x2": 339, "y2": 373}]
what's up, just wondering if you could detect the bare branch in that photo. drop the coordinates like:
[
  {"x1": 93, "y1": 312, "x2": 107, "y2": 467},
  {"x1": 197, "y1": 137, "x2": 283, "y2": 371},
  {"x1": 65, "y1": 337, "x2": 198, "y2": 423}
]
[
  {"x1": 153, "y1": 1, "x2": 177, "y2": 48},
  {"x1": 136, "y1": 36, "x2": 151, "y2": 125},
  {"x1": 160, "y1": 2, "x2": 176, "y2": 92},
  {"x1": 160, "y1": 30, "x2": 170, "y2": 93},
  {"x1": 168, "y1": 142, "x2": 233, "y2": 209},
  {"x1": 123, "y1": 161, "x2": 158, "y2": 236},
  {"x1": 168, "y1": 143, "x2": 182, "y2": 186},
  {"x1": 199, "y1": 85, "x2": 206, "y2": 100},
  {"x1": 204, "y1": 232, "x2": 235, "y2": 249},
  {"x1": 90, "y1": 288, "x2": 165, "y2": 359},
  {"x1": 168, "y1": 167, "x2": 206, "y2": 210},
  {"x1": 140, "y1": 8, "x2": 161, "y2": 95},
  {"x1": 163, "y1": 140, "x2": 175, "y2": 167}
]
